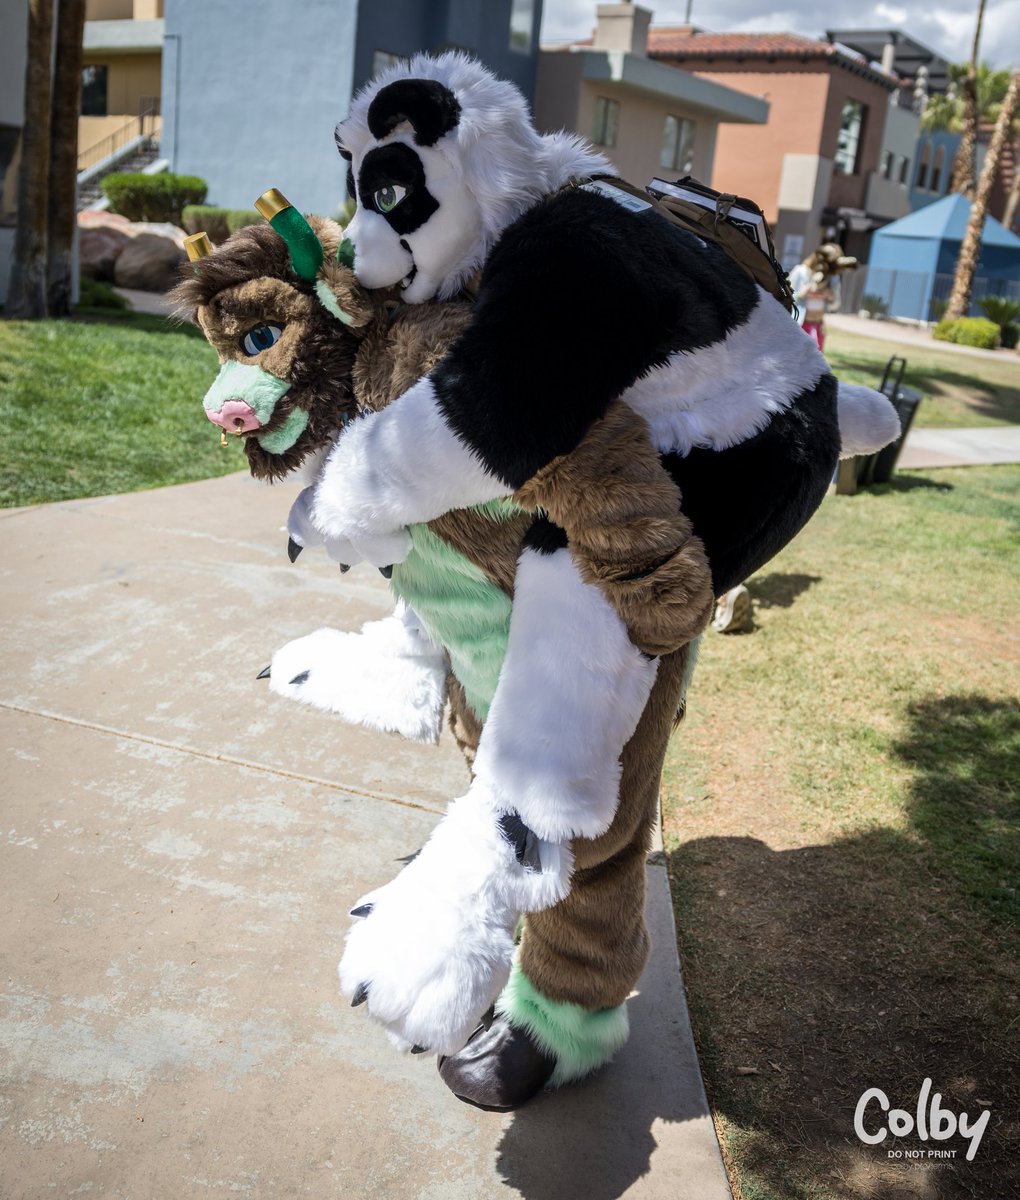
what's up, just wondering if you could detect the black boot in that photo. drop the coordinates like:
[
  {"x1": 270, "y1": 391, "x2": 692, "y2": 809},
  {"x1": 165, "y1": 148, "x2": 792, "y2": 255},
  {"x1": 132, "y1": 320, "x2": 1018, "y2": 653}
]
[{"x1": 437, "y1": 1013, "x2": 556, "y2": 1111}]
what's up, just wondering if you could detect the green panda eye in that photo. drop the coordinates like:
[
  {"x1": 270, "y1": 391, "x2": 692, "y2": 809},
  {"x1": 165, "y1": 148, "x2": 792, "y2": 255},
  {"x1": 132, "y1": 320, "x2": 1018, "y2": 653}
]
[
  {"x1": 374, "y1": 184, "x2": 408, "y2": 214},
  {"x1": 240, "y1": 323, "x2": 283, "y2": 355}
]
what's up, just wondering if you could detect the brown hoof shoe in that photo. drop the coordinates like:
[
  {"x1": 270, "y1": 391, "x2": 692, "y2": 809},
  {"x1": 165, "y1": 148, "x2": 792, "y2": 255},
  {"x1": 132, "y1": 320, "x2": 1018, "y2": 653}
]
[{"x1": 437, "y1": 1014, "x2": 555, "y2": 1111}]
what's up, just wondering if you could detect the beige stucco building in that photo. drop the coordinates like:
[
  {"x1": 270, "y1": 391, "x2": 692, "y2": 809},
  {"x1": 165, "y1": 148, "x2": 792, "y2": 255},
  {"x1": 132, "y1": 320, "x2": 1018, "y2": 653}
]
[
  {"x1": 535, "y1": 4, "x2": 768, "y2": 198},
  {"x1": 80, "y1": 0, "x2": 164, "y2": 170}
]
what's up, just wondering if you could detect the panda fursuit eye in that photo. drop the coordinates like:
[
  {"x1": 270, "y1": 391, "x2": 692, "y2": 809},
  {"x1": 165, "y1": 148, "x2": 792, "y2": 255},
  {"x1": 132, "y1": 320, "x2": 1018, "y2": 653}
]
[
  {"x1": 240, "y1": 323, "x2": 283, "y2": 355},
  {"x1": 374, "y1": 184, "x2": 408, "y2": 214}
]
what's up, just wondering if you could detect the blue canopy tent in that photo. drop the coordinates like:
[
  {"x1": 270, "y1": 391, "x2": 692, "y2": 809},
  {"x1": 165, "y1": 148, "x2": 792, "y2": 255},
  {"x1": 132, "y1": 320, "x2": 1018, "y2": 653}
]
[{"x1": 863, "y1": 194, "x2": 1020, "y2": 321}]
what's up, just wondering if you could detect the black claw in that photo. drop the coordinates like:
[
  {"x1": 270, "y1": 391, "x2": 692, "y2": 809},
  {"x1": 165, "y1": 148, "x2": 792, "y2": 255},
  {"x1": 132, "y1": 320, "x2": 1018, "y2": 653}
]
[
  {"x1": 256, "y1": 665, "x2": 271, "y2": 680},
  {"x1": 351, "y1": 983, "x2": 369, "y2": 1007},
  {"x1": 410, "y1": 1044, "x2": 427, "y2": 1055},
  {"x1": 339, "y1": 563, "x2": 351, "y2": 574},
  {"x1": 378, "y1": 565, "x2": 393, "y2": 579},
  {"x1": 350, "y1": 903, "x2": 373, "y2": 918},
  {"x1": 287, "y1": 537, "x2": 303, "y2": 563},
  {"x1": 481, "y1": 1005, "x2": 495, "y2": 1031}
]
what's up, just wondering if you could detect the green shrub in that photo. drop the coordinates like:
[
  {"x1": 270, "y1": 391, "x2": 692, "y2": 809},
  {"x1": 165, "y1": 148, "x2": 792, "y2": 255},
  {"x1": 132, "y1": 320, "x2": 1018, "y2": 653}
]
[
  {"x1": 77, "y1": 277, "x2": 129, "y2": 310},
  {"x1": 1000, "y1": 323, "x2": 1019, "y2": 350},
  {"x1": 860, "y1": 294, "x2": 888, "y2": 318},
  {"x1": 977, "y1": 295, "x2": 1020, "y2": 328},
  {"x1": 182, "y1": 205, "x2": 262, "y2": 243},
  {"x1": 932, "y1": 316, "x2": 1001, "y2": 349},
  {"x1": 102, "y1": 172, "x2": 207, "y2": 225}
]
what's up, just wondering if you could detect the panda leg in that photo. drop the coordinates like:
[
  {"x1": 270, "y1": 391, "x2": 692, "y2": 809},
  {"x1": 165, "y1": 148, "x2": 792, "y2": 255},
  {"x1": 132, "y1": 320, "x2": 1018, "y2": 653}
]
[{"x1": 438, "y1": 641, "x2": 695, "y2": 1108}]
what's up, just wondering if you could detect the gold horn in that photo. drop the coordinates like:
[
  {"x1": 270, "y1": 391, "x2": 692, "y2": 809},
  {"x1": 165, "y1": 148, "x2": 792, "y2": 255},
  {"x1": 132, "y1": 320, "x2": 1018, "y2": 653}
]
[{"x1": 185, "y1": 232, "x2": 214, "y2": 262}]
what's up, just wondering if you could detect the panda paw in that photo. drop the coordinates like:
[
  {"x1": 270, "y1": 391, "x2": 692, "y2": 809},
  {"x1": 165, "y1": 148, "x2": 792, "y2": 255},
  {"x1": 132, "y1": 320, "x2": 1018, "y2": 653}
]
[
  {"x1": 338, "y1": 788, "x2": 572, "y2": 1056},
  {"x1": 262, "y1": 621, "x2": 448, "y2": 744}
]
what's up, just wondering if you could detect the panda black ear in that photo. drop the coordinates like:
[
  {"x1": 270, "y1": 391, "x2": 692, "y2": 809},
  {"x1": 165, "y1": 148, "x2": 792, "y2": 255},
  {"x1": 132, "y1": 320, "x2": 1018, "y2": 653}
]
[{"x1": 367, "y1": 79, "x2": 461, "y2": 147}]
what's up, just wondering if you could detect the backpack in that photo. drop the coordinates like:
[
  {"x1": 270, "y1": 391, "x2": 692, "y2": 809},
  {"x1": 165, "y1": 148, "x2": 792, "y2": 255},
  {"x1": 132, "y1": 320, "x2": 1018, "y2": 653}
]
[{"x1": 581, "y1": 174, "x2": 795, "y2": 315}]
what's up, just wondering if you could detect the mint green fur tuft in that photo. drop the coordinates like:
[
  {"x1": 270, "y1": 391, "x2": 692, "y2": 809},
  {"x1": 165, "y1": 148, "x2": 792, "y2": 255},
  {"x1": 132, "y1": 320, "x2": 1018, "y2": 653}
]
[
  {"x1": 390, "y1": 512, "x2": 517, "y2": 719},
  {"x1": 314, "y1": 279, "x2": 356, "y2": 326},
  {"x1": 496, "y1": 960, "x2": 630, "y2": 1086},
  {"x1": 256, "y1": 406, "x2": 309, "y2": 453}
]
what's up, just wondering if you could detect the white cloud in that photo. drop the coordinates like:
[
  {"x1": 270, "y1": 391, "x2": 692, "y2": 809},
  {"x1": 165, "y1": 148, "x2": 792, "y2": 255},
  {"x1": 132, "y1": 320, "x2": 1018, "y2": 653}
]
[{"x1": 540, "y1": 0, "x2": 1020, "y2": 70}]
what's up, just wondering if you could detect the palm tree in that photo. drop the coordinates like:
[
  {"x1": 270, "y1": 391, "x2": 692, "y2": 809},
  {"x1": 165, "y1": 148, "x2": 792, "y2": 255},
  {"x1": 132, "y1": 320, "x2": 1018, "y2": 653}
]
[
  {"x1": 922, "y1": 63, "x2": 1014, "y2": 195},
  {"x1": 46, "y1": 0, "x2": 86, "y2": 317},
  {"x1": 944, "y1": 66, "x2": 1020, "y2": 321},
  {"x1": 6, "y1": 0, "x2": 54, "y2": 319},
  {"x1": 955, "y1": 0, "x2": 985, "y2": 197}
]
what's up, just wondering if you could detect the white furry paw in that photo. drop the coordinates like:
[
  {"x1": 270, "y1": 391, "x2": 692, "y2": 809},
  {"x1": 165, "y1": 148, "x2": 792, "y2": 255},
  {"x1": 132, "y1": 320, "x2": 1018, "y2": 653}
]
[
  {"x1": 338, "y1": 788, "x2": 572, "y2": 1055},
  {"x1": 265, "y1": 618, "x2": 448, "y2": 743}
]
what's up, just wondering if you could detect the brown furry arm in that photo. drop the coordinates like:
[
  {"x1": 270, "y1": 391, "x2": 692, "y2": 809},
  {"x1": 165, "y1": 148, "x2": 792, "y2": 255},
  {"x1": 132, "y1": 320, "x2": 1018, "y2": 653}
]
[{"x1": 514, "y1": 401, "x2": 714, "y2": 658}]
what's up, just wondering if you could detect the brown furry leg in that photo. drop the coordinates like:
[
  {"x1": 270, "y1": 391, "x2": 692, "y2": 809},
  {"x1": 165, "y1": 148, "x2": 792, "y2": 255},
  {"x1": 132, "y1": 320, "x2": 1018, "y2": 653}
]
[
  {"x1": 446, "y1": 673, "x2": 483, "y2": 770},
  {"x1": 518, "y1": 644, "x2": 690, "y2": 1009}
]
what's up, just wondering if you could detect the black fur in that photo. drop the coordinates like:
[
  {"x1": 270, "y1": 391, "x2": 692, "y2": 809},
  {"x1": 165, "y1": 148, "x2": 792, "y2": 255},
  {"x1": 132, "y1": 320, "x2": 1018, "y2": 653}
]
[
  {"x1": 430, "y1": 186, "x2": 759, "y2": 489},
  {"x1": 367, "y1": 79, "x2": 462, "y2": 147},
  {"x1": 521, "y1": 516, "x2": 568, "y2": 556},
  {"x1": 358, "y1": 143, "x2": 438, "y2": 234},
  {"x1": 664, "y1": 377, "x2": 841, "y2": 595}
]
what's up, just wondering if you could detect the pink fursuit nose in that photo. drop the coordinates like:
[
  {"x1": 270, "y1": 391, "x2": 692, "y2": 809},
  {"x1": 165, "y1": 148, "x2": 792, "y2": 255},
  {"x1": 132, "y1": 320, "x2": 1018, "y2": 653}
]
[{"x1": 207, "y1": 399, "x2": 261, "y2": 434}]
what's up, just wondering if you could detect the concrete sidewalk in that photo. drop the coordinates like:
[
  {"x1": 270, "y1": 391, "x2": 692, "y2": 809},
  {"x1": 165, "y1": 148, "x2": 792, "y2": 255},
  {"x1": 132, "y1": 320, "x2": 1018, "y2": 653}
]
[
  {"x1": 0, "y1": 474, "x2": 731, "y2": 1200},
  {"x1": 897, "y1": 425, "x2": 1020, "y2": 469}
]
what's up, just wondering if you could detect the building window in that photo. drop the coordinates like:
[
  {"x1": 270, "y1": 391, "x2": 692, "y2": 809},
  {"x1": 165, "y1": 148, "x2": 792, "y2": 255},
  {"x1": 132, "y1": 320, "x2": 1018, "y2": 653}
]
[
  {"x1": 592, "y1": 97, "x2": 620, "y2": 149},
  {"x1": 898, "y1": 154, "x2": 909, "y2": 184},
  {"x1": 916, "y1": 141, "x2": 931, "y2": 190},
  {"x1": 833, "y1": 99, "x2": 865, "y2": 175},
  {"x1": 931, "y1": 145, "x2": 945, "y2": 194},
  {"x1": 81, "y1": 65, "x2": 108, "y2": 116},
  {"x1": 660, "y1": 115, "x2": 696, "y2": 174},
  {"x1": 509, "y1": 0, "x2": 535, "y2": 54},
  {"x1": 0, "y1": 124, "x2": 21, "y2": 224},
  {"x1": 371, "y1": 50, "x2": 403, "y2": 78},
  {"x1": 881, "y1": 150, "x2": 894, "y2": 179}
]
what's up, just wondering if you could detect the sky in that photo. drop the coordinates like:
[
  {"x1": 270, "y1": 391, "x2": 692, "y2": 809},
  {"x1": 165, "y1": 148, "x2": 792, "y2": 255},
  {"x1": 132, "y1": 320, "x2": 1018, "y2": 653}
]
[{"x1": 540, "y1": 0, "x2": 1020, "y2": 72}]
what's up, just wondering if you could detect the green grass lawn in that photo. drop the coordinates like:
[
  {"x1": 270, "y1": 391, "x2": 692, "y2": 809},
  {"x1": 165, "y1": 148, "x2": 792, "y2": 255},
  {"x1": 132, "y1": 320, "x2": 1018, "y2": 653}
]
[
  {"x1": 664, "y1": 464, "x2": 1020, "y2": 1200},
  {"x1": 0, "y1": 311, "x2": 246, "y2": 507},
  {"x1": 2, "y1": 309, "x2": 1016, "y2": 509},
  {"x1": 825, "y1": 326, "x2": 1020, "y2": 428}
]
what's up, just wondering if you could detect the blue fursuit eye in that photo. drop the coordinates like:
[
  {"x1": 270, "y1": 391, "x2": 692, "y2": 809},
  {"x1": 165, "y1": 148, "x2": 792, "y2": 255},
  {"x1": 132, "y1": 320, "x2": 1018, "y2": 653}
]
[{"x1": 241, "y1": 324, "x2": 283, "y2": 355}]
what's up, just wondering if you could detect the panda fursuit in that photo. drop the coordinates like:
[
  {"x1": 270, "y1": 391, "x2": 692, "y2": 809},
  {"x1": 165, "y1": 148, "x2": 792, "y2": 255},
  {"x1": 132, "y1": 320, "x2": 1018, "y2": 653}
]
[{"x1": 313, "y1": 52, "x2": 899, "y2": 1108}]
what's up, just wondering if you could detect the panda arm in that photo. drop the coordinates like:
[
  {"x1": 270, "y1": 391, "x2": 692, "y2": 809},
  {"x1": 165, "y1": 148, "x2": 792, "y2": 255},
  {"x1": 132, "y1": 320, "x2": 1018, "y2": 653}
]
[{"x1": 311, "y1": 189, "x2": 750, "y2": 542}]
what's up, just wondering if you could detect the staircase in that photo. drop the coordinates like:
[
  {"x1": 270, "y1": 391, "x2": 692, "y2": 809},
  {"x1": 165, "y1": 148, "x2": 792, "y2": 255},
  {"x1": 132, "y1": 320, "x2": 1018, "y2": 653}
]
[{"x1": 77, "y1": 135, "x2": 163, "y2": 210}]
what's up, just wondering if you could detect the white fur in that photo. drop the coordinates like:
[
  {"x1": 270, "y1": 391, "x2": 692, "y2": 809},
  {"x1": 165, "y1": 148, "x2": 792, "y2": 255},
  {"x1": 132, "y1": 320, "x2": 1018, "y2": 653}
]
[
  {"x1": 622, "y1": 288, "x2": 830, "y2": 455},
  {"x1": 472, "y1": 548, "x2": 659, "y2": 842},
  {"x1": 338, "y1": 784, "x2": 572, "y2": 1055},
  {"x1": 269, "y1": 604, "x2": 449, "y2": 743},
  {"x1": 337, "y1": 52, "x2": 610, "y2": 300},
  {"x1": 835, "y1": 383, "x2": 902, "y2": 458},
  {"x1": 310, "y1": 376, "x2": 507, "y2": 542},
  {"x1": 289, "y1": 484, "x2": 411, "y2": 568}
]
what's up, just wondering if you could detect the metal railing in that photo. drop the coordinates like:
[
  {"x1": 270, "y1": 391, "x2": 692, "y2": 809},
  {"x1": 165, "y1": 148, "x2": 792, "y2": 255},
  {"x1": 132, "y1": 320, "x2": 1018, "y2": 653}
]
[
  {"x1": 77, "y1": 105, "x2": 160, "y2": 175},
  {"x1": 838, "y1": 265, "x2": 1020, "y2": 322}
]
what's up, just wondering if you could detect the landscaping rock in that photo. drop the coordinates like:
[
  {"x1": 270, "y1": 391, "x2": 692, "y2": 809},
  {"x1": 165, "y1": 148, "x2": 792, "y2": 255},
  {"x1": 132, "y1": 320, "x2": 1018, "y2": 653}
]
[
  {"x1": 79, "y1": 222, "x2": 131, "y2": 281},
  {"x1": 114, "y1": 232, "x2": 187, "y2": 292},
  {"x1": 129, "y1": 221, "x2": 188, "y2": 247}
]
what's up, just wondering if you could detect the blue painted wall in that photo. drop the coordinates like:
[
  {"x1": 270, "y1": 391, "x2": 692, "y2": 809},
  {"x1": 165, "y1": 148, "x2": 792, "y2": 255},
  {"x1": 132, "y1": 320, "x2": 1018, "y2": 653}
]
[
  {"x1": 163, "y1": 0, "x2": 358, "y2": 214},
  {"x1": 352, "y1": 0, "x2": 543, "y2": 100},
  {"x1": 162, "y1": 0, "x2": 544, "y2": 216},
  {"x1": 908, "y1": 129, "x2": 960, "y2": 211}
]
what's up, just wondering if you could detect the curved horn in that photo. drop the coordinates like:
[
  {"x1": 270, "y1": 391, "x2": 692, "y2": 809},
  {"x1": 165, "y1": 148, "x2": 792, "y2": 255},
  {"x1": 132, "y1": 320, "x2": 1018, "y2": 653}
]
[{"x1": 254, "y1": 188, "x2": 324, "y2": 283}]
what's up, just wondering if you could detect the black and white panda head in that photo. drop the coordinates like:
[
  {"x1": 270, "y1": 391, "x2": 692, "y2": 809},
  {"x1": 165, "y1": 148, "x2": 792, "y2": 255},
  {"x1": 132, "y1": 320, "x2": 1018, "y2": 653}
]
[{"x1": 335, "y1": 52, "x2": 610, "y2": 303}]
